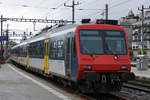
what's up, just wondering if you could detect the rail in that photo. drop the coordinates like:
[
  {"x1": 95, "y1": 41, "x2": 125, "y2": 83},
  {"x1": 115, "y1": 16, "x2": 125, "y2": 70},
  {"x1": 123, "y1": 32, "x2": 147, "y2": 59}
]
[{"x1": 111, "y1": 79, "x2": 150, "y2": 100}]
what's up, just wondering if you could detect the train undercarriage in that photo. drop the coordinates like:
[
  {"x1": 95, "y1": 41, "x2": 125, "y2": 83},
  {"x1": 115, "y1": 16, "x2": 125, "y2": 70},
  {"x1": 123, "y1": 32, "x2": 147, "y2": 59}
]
[
  {"x1": 77, "y1": 71, "x2": 135, "y2": 93},
  {"x1": 10, "y1": 60, "x2": 135, "y2": 94}
]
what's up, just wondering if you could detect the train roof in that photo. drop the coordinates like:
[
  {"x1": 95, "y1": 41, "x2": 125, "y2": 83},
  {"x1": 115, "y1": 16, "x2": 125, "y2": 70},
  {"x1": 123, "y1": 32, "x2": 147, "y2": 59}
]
[
  {"x1": 77, "y1": 24, "x2": 124, "y2": 30},
  {"x1": 12, "y1": 24, "x2": 77, "y2": 49},
  {"x1": 12, "y1": 23, "x2": 125, "y2": 49}
]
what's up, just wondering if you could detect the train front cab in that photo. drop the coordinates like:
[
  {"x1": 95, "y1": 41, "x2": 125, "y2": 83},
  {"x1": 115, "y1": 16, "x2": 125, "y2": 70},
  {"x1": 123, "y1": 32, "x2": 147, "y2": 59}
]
[{"x1": 75, "y1": 24, "x2": 135, "y2": 93}]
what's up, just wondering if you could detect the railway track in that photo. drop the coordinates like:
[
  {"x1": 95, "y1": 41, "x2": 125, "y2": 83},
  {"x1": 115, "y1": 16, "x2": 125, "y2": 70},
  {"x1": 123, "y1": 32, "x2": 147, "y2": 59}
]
[
  {"x1": 9, "y1": 61, "x2": 150, "y2": 100},
  {"x1": 128, "y1": 77, "x2": 150, "y2": 88},
  {"x1": 111, "y1": 79, "x2": 150, "y2": 100}
]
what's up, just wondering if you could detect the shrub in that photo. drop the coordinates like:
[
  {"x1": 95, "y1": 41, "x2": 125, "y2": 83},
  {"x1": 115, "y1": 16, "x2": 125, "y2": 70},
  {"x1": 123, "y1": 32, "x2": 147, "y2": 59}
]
[{"x1": 129, "y1": 49, "x2": 133, "y2": 57}]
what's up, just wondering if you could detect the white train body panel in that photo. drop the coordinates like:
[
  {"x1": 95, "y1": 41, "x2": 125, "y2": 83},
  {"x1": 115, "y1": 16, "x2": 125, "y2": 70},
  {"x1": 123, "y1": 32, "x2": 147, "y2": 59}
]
[
  {"x1": 29, "y1": 58, "x2": 44, "y2": 70},
  {"x1": 18, "y1": 57, "x2": 26, "y2": 65},
  {"x1": 49, "y1": 59, "x2": 66, "y2": 76},
  {"x1": 10, "y1": 56, "x2": 18, "y2": 63},
  {"x1": 11, "y1": 55, "x2": 66, "y2": 76}
]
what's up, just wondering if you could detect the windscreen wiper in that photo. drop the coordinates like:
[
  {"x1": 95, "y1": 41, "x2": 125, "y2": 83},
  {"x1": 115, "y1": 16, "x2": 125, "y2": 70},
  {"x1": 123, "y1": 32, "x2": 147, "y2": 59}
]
[
  {"x1": 82, "y1": 46, "x2": 95, "y2": 59},
  {"x1": 82, "y1": 46, "x2": 91, "y2": 53},
  {"x1": 105, "y1": 42, "x2": 115, "y2": 54}
]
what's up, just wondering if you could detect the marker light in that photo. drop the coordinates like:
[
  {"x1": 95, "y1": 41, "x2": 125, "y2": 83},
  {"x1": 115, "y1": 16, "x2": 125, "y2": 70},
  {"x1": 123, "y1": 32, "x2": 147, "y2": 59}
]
[
  {"x1": 83, "y1": 65, "x2": 92, "y2": 70},
  {"x1": 120, "y1": 65, "x2": 128, "y2": 70}
]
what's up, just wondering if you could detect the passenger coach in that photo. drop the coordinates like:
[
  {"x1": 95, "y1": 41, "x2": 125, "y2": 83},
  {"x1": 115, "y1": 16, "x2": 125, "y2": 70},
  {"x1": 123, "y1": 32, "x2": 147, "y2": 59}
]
[{"x1": 11, "y1": 20, "x2": 135, "y2": 93}]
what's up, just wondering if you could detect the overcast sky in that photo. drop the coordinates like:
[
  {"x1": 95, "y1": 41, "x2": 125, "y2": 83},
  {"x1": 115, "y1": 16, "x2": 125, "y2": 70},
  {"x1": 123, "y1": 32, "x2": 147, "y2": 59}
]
[{"x1": 0, "y1": 0, "x2": 150, "y2": 34}]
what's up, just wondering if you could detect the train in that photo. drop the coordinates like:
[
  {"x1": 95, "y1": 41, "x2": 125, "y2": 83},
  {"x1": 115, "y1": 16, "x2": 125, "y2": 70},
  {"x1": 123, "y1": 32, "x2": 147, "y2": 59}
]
[{"x1": 10, "y1": 19, "x2": 135, "y2": 93}]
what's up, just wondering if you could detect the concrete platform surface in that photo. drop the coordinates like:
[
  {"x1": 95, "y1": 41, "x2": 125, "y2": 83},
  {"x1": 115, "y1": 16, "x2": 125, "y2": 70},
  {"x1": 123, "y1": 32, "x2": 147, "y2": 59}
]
[
  {"x1": 131, "y1": 67, "x2": 150, "y2": 79},
  {"x1": 0, "y1": 64, "x2": 81, "y2": 100}
]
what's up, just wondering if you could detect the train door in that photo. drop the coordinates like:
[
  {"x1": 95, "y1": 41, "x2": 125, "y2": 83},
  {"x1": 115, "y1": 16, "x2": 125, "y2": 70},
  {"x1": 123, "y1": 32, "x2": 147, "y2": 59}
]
[
  {"x1": 66, "y1": 37, "x2": 72, "y2": 77},
  {"x1": 26, "y1": 44, "x2": 29, "y2": 69},
  {"x1": 44, "y1": 40, "x2": 50, "y2": 75},
  {"x1": 66, "y1": 36, "x2": 77, "y2": 78},
  {"x1": 71, "y1": 37, "x2": 78, "y2": 78}
]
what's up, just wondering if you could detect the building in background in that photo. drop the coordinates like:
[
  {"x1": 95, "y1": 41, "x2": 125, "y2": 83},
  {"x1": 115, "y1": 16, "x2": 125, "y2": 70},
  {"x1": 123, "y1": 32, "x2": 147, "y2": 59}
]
[
  {"x1": 119, "y1": 10, "x2": 150, "y2": 51},
  {"x1": 132, "y1": 10, "x2": 150, "y2": 50},
  {"x1": 119, "y1": 10, "x2": 139, "y2": 48}
]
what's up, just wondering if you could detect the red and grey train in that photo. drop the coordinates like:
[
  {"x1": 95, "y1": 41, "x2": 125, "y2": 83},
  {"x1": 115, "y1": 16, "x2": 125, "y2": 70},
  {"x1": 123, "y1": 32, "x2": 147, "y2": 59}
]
[{"x1": 10, "y1": 20, "x2": 135, "y2": 93}]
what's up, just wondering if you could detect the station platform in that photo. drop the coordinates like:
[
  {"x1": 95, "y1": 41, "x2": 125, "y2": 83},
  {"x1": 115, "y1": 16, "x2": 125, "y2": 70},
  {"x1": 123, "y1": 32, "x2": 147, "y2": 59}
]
[
  {"x1": 0, "y1": 64, "x2": 79, "y2": 100},
  {"x1": 131, "y1": 61, "x2": 150, "y2": 79},
  {"x1": 131, "y1": 67, "x2": 150, "y2": 79}
]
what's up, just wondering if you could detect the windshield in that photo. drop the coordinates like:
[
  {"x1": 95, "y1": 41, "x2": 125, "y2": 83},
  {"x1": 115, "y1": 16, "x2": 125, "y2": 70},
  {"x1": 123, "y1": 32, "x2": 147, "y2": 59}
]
[{"x1": 79, "y1": 29, "x2": 127, "y2": 55}]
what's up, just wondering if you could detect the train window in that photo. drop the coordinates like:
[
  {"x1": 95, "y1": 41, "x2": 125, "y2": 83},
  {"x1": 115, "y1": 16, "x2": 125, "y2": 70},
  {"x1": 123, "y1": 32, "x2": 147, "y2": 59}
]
[
  {"x1": 57, "y1": 40, "x2": 64, "y2": 57},
  {"x1": 36, "y1": 44, "x2": 39, "y2": 56},
  {"x1": 23, "y1": 46, "x2": 26, "y2": 56},
  {"x1": 79, "y1": 30, "x2": 104, "y2": 54},
  {"x1": 19, "y1": 47, "x2": 21, "y2": 56},
  {"x1": 54, "y1": 41, "x2": 57, "y2": 57},
  {"x1": 72, "y1": 38, "x2": 76, "y2": 56},
  {"x1": 31, "y1": 45, "x2": 33, "y2": 56},
  {"x1": 40, "y1": 43, "x2": 43, "y2": 57},
  {"x1": 50, "y1": 42, "x2": 54, "y2": 57},
  {"x1": 104, "y1": 31, "x2": 127, "y2": 54},
  {"x1": 32, "y1": 45, "x2": 36, "y2": 56},
  {"x1": 29, "y1": 44, "x2": 34, "y2": 56},
  {"x1": 36, "y1": 43, "x2": 40, "y2": 56},
  {"x1": 79, "y1": 30, "x2": 127, "y2": 55},
  {"x1": 28, "y1": 41, "x2": 44, "y2": 57},
  {"x1": 35, "y1": 42, "x2": 42, "y2": 57},
  {"x1": 50, "y1": 41, "x2": 57, "y2": 58},
  {"x1": 29, "y1": 45, "x2": 31, "y2": 56},
  {"x1": 18, "y1": 47, "x2": 21, "y2": 56}
]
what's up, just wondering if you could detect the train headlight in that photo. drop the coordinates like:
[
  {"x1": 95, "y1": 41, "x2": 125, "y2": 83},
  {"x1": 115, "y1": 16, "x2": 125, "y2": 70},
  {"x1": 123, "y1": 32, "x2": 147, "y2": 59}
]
[
  {"x1": 114, "y1": 55, "x2": 118, "y2": 60},
  {"x1": 83, "y1": 65, "x2": 92, "y2": 70},
  {"x1": 120, "y1": 65, "x2": 128, "y2": 70}
]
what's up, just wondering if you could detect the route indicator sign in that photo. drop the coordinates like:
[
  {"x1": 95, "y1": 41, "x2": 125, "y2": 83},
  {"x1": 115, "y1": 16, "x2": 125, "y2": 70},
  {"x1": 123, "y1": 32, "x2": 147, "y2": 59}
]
[{"x1": 0, "y1": 36, "x2": 8, "y2": 41}]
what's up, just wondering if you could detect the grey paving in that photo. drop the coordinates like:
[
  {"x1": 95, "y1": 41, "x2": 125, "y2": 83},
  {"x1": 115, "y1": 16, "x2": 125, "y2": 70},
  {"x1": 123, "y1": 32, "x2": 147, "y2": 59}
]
[
  {"x1": 0, "y1": 64, "x2": 65, "y2": 100},
  {"x1": 131, "y1": 67, "x2": 150, "y2": 78}
]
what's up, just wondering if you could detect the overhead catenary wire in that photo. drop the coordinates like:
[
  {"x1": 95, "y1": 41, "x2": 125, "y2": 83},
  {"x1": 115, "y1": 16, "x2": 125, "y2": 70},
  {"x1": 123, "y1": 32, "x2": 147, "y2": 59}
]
[
  {"x1": 109, "y1": 0, "x2": 131, "y2": 9},
  {"x1": 79, "y1": 0, "x2": 98, "y2": 6},
  {"x1": 77, "y1": 8, "x2": 103, "y2": 10},
  {"x1": 42, "y1": 0, "x2": 71, "y2": 18},
  {"x1": 53, "y1": 0, "x2": 71, "y2": 9},
  {"x1": 75, "y1": 0, "x2": 105, "y2": 20},
  {"x1": 108, "y1": 0, "x2": 134, "y2": 16},
  {"x1": 76, "y1": 1, "x2": 109, "y2": 19},
  {"x1": 86, "y1": 0, "x2": 132, "y2": 19},
  {"x1": 76, "y1": 8, "x2": 104, "y2": 19},
  {"x1": 140, "y1": 0, "x2": 150, "y2": 5}
]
